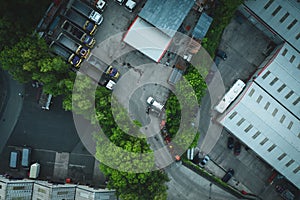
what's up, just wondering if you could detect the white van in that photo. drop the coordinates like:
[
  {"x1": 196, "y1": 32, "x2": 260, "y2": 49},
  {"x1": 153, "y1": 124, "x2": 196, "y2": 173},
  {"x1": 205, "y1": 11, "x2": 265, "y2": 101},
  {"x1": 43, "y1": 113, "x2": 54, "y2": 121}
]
[{"x1": 147, "y1": 97, "x2": 164, "y2": 111}]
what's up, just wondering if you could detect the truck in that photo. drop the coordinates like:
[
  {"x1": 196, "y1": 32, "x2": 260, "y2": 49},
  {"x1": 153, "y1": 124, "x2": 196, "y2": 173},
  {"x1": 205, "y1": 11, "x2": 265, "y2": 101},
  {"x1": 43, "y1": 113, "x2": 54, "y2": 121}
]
[
  {"x1": 64, "y1": 9, "x2": 97, "y2": 35},
  {"x1": 29, "y1": 163, "x2": 40, "y2": 179},
  {"x1": 61, "y1": 20, "x2": 96, "y2": 48},
  {"x1": 72, "y1": 0, "x2": 103, "y2": 25},
  {"x1": 49, "y1": 41, "x2": 82, "y2": 67},
  {"x1": 56, "y1": 33, "x2": 90, "y2": 58},
  {"x1": 80, "y1": 62, "x2": 116, "y2": 90}
]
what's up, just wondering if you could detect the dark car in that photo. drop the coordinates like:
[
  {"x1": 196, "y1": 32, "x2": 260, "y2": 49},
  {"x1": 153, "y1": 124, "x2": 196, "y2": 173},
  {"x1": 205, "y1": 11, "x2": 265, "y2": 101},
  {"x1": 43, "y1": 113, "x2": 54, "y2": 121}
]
[
  {"x1": 222, "y1": 168, "x2": 234, "y2": 183},
  {"x1": 234, "y1": 141, "x2": 241, "y2": 155},
  {"x1": 227, "y1": 137, "x2": 234, "y2": 149},
  {"x1": 216, "y1": 49, "x2": 227, "y2": 60}
]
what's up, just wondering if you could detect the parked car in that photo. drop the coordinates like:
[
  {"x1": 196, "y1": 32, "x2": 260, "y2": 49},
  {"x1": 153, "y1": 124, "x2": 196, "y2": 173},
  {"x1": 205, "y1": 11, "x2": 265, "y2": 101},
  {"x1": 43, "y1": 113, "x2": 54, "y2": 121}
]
[
  {"x1": 234, "y1": 141, "x2": 241, "y2": 155},
  {"x1": 95, "y1": 0, "x2": 107, "y2": 12},
  {"x1": 227, "y1": 137, "x2": 234, "y2": 149},
  {"x1": 147, "y1": 97, "x2": 164, "y2": 111},
  {"x1": 9, "y1": 151, "x2": 20, "y2": 169},
  {"x1": 216, "y1": 49, "x2": 227, "y2": 60},
  {"x1": 125, "y1": 0, "x2": 137, "y2": 12},
  {"x1": 115, "y1": 0, "x2": 125, "y2": 5},
  {"x1": 199, "y1": 155, "x2": 210, "y2": 167},
  {"x1": 222, "y1": 168, "x2": 234, "y2": 183}
]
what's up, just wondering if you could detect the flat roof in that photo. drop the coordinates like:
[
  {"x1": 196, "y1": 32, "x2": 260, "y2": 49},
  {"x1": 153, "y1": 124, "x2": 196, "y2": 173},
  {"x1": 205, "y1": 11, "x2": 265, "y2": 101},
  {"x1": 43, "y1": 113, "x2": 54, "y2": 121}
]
[
  {"x1": 138, "y1": 0, "x2": 195, "y2": 37},
  {"x1": 192, "y1": 13, "x2": 213, "y2": 40},
  {"x1": 219, "y1": 82, "x2": 300, "y2": 189},
  {"x1": 123, "y1": 17, "x2": 172, "y2": 62}
]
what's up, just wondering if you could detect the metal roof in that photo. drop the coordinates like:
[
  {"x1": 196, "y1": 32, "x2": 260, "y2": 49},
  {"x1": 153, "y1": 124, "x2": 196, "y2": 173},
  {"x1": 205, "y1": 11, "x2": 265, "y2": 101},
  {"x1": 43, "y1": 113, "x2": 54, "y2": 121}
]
[
  {"x1": 192, "y1": 13, "x2": 213, "y2": 40},
  {"x1": 220, "y1": 82, "x2": 300, "y2": 189},
  {"x1": 244, "y1": 0, "x2": 300, "y2": 52},
  {"x1": 218, "y1": 43, "x2": 300, "y2": 189},
  {"x1": 138, "y1": 0, "x2": 195, "y2": 37},
  {"x1": 255, "y1": 43, "x2": 300, "y2": 119},
  {"x1": 123, "y1": 17, "x2": 172, "y2": 62}
]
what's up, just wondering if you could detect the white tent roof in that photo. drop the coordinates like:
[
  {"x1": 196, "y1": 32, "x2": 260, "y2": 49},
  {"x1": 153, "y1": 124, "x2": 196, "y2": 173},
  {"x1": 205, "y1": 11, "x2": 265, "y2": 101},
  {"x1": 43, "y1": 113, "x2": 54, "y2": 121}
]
[{"x1": 123, "y1": 17, "x2": 172, "y2": 62}]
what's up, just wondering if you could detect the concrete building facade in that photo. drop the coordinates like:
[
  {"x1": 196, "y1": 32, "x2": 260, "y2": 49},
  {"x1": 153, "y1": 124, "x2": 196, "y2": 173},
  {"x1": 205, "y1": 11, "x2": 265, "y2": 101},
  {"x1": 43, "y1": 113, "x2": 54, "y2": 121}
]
[{"x1": 0, "y1": 176, "x2": 34, "y2": 200}]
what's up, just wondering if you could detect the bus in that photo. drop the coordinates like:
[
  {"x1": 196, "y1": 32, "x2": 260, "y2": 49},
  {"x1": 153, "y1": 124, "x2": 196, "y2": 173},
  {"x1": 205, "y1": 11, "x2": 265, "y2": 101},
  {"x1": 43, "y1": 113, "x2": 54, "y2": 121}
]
[{"x1": 214, "y1": 79, "x2": 245, "y2": 113}]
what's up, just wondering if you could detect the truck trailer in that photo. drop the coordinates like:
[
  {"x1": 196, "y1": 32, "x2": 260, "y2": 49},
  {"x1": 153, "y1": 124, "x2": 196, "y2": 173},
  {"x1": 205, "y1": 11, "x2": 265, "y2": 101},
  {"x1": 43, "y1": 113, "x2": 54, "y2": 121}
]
[
  {"x1": 72, "y1": 0, "x2": 103, "y2": 25},
  {"x1": 64, "y1": 9, "x2": 97, "y2": 35},
  {"x1": 61, "y1": 20, "x2": 96, "y2": 48},
  {"x1": 56, "y1": 33, "x2": 90, "y2": 58},
  {"x1": 49, "y1": 41, "x2": 82, "y2": 67}
]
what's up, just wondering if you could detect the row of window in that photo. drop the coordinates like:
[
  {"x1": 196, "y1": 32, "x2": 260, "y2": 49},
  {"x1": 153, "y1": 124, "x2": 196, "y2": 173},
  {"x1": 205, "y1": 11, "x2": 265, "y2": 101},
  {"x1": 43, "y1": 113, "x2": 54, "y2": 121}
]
[
  {"x1": 260, "y1": 72, "x2": 300, "y2": 106},
  {"x1": 281, "y1": 48, "x2": 298, "y2": 65},
  {"x1": 228, "y1": 111, "x2": 300, "y2": 174},
  {"x1": 263, "y1": 0, "x2": 300, "y2": 38},
  {"x1": 248, "y1": 88, "x2": 298, "y2": 131}
]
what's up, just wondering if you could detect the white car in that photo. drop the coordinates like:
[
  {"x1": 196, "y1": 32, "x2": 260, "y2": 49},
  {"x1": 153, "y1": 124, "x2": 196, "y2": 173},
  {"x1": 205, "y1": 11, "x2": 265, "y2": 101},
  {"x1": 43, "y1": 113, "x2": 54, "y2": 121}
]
[
  {"x1": 199, "y1": 155, "x2": 210, "y2": 167},
  {"x1": 125, "y1": 0, "x2": 136, "y2": 12},
  {"x1": 115, "y1": 0, "x2": 125, "y2": 5},
  {"x1": 147, "y1": 97, "x2": 164, "y2": 111},
  {"x1": 89, "y1": 10, "x2": 103, "y2": 25},
  {"x1": 95, "y1": 0, "x2": 106, "y2": 12}
]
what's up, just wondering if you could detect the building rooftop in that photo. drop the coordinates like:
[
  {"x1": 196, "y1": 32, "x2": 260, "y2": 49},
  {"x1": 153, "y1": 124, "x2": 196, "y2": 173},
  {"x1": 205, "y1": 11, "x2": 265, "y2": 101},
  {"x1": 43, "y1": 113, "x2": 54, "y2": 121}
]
[
  {"x1": 218, "y1": 43, "x2": 300, "y2": 189},
  {"x1": 244, "y1": 0, "x2": 300, "y2": 52},
  {"x1": 138, "y1": 0, "x2": 195, "y2": 37},
  {"x1": 192, "y1": 13, "x2": 213, "y2": 40}
]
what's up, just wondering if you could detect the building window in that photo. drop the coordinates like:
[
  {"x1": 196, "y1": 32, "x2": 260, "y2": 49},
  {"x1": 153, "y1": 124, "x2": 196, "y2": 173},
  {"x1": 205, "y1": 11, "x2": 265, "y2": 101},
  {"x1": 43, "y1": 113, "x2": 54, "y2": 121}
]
[
  {"x1": 229, "y1": 111, "x2": 237, "y2": 119},
  {"x1": 298, "y1": 63, "x2": 300, "y2": 70},
  {"x1": 296, "y1": 33, "x2": 300, "y2": 40},
  {"x1": 38, "y1": 188, "x2": 46, "y2": 194},
  {"x1": 298, "y1": 132, "x2": 300, "y2": 139},
  {"x1": 281, "y1": 49, "x2": 288, "y2": 56},
  {"x1": 277, "y1": 84, "x2": 286, "y2": 92},
  {"x1": 269, "y1": 77, "x2": 278, "y2": 86},
  {"x1": 244, "y1": 125, "x2": 253, "y2": 133},
  {"x1": 262, "y1": 70, "x2": 270, "y2": 79},
  {"x1": 289, "y1": 55, "x2": 295, "y2": 63},
  {"x1": 280, "y1": 12, "x2": 289, "y2": 23},
  {"x1": 272, "y1": 108, "x2": 278, "y2": 116},
  {"x1": 13, "y1": 186, "x2": 25, "y2": 190},
  {"x1": 236, "y1": 118, "x2": 245, "y2": 126},
  {"x1": 264, "y1": 102, "x2": 270, "y2": 110},
  {"x1": 252, "y1": 131, "x2": 261, "y2": 139},
  {"x1": 267, "y1": 144, "x2": 276, "y2": 152},
  {"x1": 278, "y1": 153, "x2": 286, "y2": 160},
  {"x1": 249, "y1": 88, "x2": 255, "y2": 97},
  {"x1": 57, "y1": 191, "x2": 68, "y2": 195},
  {"x1": 264, "y1": 0, "x2": 274, "y2": 9},
  {"x1": 272, "y1": 6, "x2": 282, "y2": 16},
  {"x1": 280, "y1": 115, "x2": 286, "y2": 123},
  {"x1": 287, "y1": 121, "x2": 293, "y2": 130},
  {"x1": 260, "y1": 138, "x2": 269, "y2": 145},
  {"x1": 256, "y1": 95, "x2": 263, "y2": 103},
  {"x1": 287, "y1": 19, "x2": 298, "y2": 30},
  {"x1": 285, "y1": 90, "x2": 294, "y2": 99},
  {"x1": 293, "y1": 166, "x2": 300, "y2": 174},
  {"x1": 285, "y1": 159, "x2": 295, "y2": 167},
  {"x1": 293, "y1": 97, "x2": 300, "y2": 105}
]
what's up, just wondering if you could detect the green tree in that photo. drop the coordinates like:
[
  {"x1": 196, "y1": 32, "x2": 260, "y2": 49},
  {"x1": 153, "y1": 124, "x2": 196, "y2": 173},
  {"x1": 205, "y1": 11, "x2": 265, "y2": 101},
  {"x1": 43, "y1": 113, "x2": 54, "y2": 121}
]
[{"x1": 0, "y1": 35, "x2": 73, "y2": 96}]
